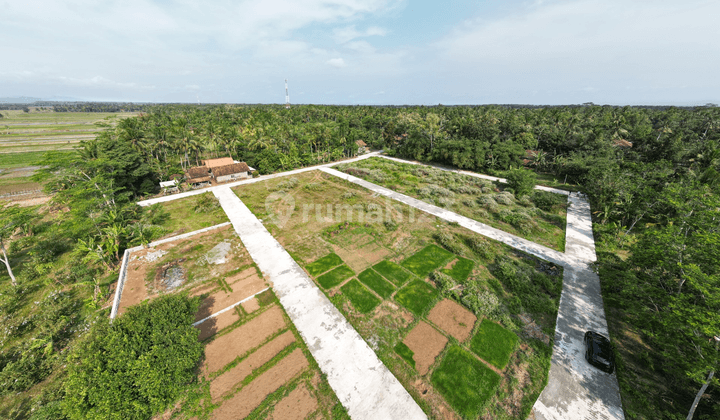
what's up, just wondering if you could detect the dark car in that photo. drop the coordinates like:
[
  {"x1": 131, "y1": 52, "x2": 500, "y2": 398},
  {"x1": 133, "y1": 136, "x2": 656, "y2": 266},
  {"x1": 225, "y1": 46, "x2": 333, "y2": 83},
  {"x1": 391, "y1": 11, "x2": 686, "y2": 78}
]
[{"x1": 584, "y1": 331, "x2": 615, "y2": 374}]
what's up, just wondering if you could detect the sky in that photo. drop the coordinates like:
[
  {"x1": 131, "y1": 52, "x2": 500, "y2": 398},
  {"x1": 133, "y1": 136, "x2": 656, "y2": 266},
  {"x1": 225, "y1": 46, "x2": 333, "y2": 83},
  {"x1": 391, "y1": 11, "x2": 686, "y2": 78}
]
[{"x1": 1, "y1": 0, "x2": 719, "y2": 105}]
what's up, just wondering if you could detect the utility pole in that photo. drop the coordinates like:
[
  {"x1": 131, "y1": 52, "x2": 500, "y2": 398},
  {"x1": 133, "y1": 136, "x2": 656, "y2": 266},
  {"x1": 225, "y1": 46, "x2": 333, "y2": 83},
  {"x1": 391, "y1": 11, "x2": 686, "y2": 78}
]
[{"x1": 285, "y1": 79, "x2": 290, "y2": 109}]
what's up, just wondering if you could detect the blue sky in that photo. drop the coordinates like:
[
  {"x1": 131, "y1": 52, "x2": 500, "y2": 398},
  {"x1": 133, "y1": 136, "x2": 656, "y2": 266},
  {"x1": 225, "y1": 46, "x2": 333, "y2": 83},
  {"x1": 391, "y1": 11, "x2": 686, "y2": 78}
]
[{"x1": 1, "y1": 0, "x2": 718, "y2": 105}]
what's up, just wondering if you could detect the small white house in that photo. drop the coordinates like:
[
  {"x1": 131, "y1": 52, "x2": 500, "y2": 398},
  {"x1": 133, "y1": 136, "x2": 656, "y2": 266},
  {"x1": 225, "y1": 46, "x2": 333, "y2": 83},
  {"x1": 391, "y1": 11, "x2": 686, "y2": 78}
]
[{"x1": 212, "y1": 162, "x2": 251, "y2": 183}]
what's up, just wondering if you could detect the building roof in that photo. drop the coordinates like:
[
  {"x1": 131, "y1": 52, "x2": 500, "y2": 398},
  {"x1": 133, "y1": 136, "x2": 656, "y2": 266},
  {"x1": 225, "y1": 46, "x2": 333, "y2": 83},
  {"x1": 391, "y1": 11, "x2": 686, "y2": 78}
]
[
  {"x1": 202, "y1": 157, "x2": 235, "y2": 168},
  {"x1": 185, "y1": 166, "x2": 210, "y2": 179},
  {"x1": 355, "y1": 140, "x2": 367, "y2": 147},
  {"x1": 212, "y1": 162, "x2": 251, "y2": 177}
]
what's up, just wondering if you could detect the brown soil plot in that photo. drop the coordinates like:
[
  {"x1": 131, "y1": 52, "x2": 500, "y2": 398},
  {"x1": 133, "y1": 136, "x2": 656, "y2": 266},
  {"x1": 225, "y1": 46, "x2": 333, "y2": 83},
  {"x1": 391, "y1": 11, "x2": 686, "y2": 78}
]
[
  {"x1": 195, "y1": 276, "x2": 267, "y2": 321},
  {"x1": 242, "y1": 297, "x2": 260, "y2": 314},
  {"x1": 210, "y1": 330, "x2": 296, "y2": 401},
  {"x1": 403, "y1": 321, "x2": 449, "y2": 375},
  {"x1": 271, "y1": 383, "x2": 318, "y2": 420},
  {"x1": 225, "y1": 266, "x2": 258, "y2": 285},
  {"x1": 203, "y1": 305, "x2": 287, "y2": 374},
  {"x1": 196, "y1": 308, "x2": 241, "y2": 341},
  {"x1": 428, "y1": 299, "x2": 477, "y2": 342},
  {"x1": 211, "y1": 348, "x2": 309, "y2": 420}
]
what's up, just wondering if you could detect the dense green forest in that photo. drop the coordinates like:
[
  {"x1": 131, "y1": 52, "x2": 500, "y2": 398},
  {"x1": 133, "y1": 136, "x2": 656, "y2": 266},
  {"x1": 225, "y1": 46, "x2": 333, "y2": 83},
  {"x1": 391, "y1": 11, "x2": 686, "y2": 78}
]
[{"x1": 1, "y1": 103, "x2": 718, "y2": 419}]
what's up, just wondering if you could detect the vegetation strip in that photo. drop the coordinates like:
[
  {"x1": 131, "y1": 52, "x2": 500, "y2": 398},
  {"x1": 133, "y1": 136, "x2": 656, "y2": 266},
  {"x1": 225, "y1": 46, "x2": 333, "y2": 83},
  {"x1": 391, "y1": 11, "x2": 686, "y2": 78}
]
[{"x1": 357, "y1": 268, "x2": 396, "y2": 298}]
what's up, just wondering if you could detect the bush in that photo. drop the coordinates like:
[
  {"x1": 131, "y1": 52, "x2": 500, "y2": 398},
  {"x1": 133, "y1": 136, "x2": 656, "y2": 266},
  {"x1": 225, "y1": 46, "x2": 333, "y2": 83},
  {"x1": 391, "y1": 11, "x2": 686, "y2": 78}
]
[
  {"x1": 192, "y1": 193, "x2": 220, "y2": 213},
  {"x1": 505, "y1": 168, "x2": 537, "y2": 198},
  {"x1": 531, "y1": 190, "x2": 565, "y2": 211},
  {"x1": 276, "y1": 177, "x2": 299, "y2": 190},
  {"x1": 434, "y1": 231, "x2": 464, "y2": 255},
  {"x1": 477, "y1": 195, "x2": 498, "y2": 212},
  {"x1": 495, "y1": 192, "x2": 515, "y2": 205},
  {"x1": 63, "y1": 294, "x2": 204, "y2": 420},
  {"x1": 462, "y1": 290, "x2": 500, "y2": 316}
]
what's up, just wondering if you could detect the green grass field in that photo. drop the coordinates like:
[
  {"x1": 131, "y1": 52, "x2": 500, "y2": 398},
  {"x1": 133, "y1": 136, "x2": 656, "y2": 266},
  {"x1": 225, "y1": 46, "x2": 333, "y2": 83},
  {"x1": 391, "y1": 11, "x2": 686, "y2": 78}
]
[
  {"x1": 155, "y1": 194, "x2": 230, "y2": 237},
  {"x1": 306, "y1": 253, "x2": 344, "y2": 276},
  {"x1": 394, "y1": 280, "x2": 438, "y2": 316},
  {"x1": 401, "y1": 244, "x2": 454, "y2": 278},
  {"x1": 340, "y1": 279, "x2": 381, "y2": 313},
  {"x1": 431, "y1": 346, "x2": 502, "y2": 418},
  {"x1": 441, "y1": 257, "x2": 474, "y2": 282},
  {"x1": 470, "y1": 319, "x2": 519, "y2": 370},
  {"x1": 394, "y1": 342, "x2": 416, "y2": 368},
  {"x1": 372, "y1": 260, "x2": 413, "y2": 286},
  {"x1": 316, "y1": 265, "x2": 355, "y2": 289},
  {"x1": 357, "y1": 268, "x2": 396, "y2": 298}
]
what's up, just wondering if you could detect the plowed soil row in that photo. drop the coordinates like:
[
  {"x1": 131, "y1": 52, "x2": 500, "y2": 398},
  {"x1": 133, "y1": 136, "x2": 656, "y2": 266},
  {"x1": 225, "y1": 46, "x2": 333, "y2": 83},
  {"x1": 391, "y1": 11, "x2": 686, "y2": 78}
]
[
  {"x1": 211, "y1": 348, "x2": 309, "y2": 420},
  {"x1": 203, "y1": 305, "x2": 286, "y2": 374}
]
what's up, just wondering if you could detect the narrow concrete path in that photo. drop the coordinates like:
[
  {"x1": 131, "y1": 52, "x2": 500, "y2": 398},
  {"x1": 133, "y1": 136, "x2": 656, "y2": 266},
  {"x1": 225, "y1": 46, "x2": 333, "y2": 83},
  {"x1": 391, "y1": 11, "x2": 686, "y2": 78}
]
[
  {"x1": 321, "y1": 167, "x2": 571, "y2": 267},
  {"x1": 138, "y1": 152, "x2": 382, "y2": 207},
  {"x1": 531, "y1": 193, "x2": 624, "y2": 420},
  {"x1": 212, "y1": 187, "x2": 427, "y2": 420}
]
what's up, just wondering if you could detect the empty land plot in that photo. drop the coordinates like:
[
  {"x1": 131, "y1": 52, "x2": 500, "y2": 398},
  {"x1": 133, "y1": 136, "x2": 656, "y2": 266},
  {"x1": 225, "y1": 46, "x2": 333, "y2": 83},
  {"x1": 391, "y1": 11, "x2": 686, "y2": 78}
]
[
  {"x1": 232, "y1": 170, "x2": 563, "y2": 418},
  {"x1": 428, "y1": 299, "x2": 477, "y2": 342},
  {"x1": 470, "y1": 319, "x2": 519, "y2": 370},
  {"x1": 357, "y1": 268, "x2": 396, "y2": 298},
  {"x1": 401, "y1": 244, "x2": 454, "y2": 278},
  {"x1": 152, "y1": 193, "x2": 230, "y2": 237},
  {"x1": 196, "y1": 307, "x2": 242, "y2": 341},
  {"x1": 431, "y1": 345, "x2": 501, "y2": 418},
  {"x1": 315, "y1": 264, "x2": 354, "y2": 289},
  {"x1": 336, "y1": 156, "x2": 567, "y2": 251},
  {"x1": 372, "y1": 260, "x2": 413, "y2": 286},
  {"x1": 394, "y1": 280, "x2": 439, "y2": 316},
  {"x1": 340, "y1": 279, "x2": 381, "y2": 313},
  {"x1": 305, "y1": 252, "x2": 343, "y2": 276},
  {"x1": 270, "y1": 383, "x2": 318, "y2": 420},
  {"x1": 403, "y1": 321, "x2": 448, "y2": 375}
]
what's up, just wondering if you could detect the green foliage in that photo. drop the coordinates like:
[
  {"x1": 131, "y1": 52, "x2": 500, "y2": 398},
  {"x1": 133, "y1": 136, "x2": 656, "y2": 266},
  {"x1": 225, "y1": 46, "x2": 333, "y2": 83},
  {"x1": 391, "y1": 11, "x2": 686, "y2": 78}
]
[
  {"x1": 340, "y1": 279, "x2": 381, "y2": 313},
  {"x1": 434, "y1": 231, "x2": 465, "y2": 255},
  {"x1": 357, "y1": 268, "x2": 395, "y2": 298},
  {"x1": 505, "y1": 168, "x2": 537, "y2": 197},
  {"x1": 462, "y1": 290, "x2": 500, "y2": 316},
  {"x1": 441, "y1": 257, "x2": 474, "y2": 282},
  {"x1": 305, "y1": 253, "x2": 343, "y2": 277},
  {"x1": 470, "y1": 319, "x2": 519, "y2": 369},
  {"x1": 316, "y1": 265, "x2": 354, "y2": 289},
  {"x1": 192, "y1": 193, "x2": 220, "y2": 213},
  {"x1": 531, "y1": 190, "x2": 565, "y2": 211},
  {"x1": 401, "y1": 244, "x2": 454, "y2": 278},
  {"x1": 431, "y1": 346, "x2": 501, "y2": 418},
  {"x1": 394, "y1": 342, "x2": 416, "y2": 368},
  {"x1": 372, "y1": 260, "x2": 413, "y2": 286},
  {"x1": 63, "y1": 294, "x2": 204, "y2": 420},
  {"x1": 394, "y1": 280, "x2": 438, "y2": 316}
]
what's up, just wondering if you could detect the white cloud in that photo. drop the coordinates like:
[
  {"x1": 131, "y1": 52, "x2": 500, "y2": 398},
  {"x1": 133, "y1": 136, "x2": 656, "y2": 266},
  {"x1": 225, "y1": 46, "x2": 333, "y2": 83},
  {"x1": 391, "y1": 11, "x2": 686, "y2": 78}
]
[
  {"x1": 333, "y1": 25, "x2": 388, "y2": 43},
  {"x1": 327, "y1": 58, "x2": 347, "y2": 68}
]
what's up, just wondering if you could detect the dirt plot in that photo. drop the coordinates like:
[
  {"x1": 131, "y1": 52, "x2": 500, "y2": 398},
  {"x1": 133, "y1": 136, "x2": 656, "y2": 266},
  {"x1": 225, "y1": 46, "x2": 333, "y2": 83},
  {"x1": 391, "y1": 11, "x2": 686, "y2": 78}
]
[
  {"x1": 428, "y1": 299, "x2": 477, "y2": 342},
  {"x1": 271, "y1": 383, "x2": 318, "y2": 420},
  {"x1": 226, "y1": 266, "x2": 258, "y2": 285},
  {"x1": 242, "y1": 296, "x2": 260, "y2": 313},
  {"x1": 211, "y1": 348, "x2": 309, "y2": 420},
  {"x1": 210, "y1": 330, "x2": 296, "y2": 401},
  {"x1": 195, "y1": 276, "x2": 267, "y2": 321},
  {"x1": 196, "y1": 308, "x2": 241, "y2": 341},
  {"x1": 404, "y1": 321, "x2": 449, "y2": 375},
  {"x1": 203, "y1": 305, "x2": 286, "y2": 374}
]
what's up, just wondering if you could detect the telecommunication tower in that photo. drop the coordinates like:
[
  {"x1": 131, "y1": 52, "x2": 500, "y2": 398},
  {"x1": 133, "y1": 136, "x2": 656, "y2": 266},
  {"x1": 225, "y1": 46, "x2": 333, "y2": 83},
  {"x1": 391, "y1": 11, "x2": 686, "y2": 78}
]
[{"x1": 285, "y1": 79, "x2": 290, "y2": 109}]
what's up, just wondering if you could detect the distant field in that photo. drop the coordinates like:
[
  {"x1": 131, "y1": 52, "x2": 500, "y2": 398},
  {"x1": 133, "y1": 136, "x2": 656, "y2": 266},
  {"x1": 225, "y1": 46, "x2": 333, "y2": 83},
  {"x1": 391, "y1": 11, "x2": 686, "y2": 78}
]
[{"x1": 0, "y1": 110, "x2": 137, "y2": 155}]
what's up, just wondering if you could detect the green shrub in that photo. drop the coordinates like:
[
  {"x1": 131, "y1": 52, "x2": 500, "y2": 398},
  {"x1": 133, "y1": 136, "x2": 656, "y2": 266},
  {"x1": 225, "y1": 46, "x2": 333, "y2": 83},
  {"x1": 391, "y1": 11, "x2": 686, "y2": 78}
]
[
  {"x1": 531, "y1": 190, "x2": 565, "y2": 211},
  {"x1": 441, "y1": 257, "x2": 474, "y2": 282},
  {"x1": 277, "y1": 177, "x2": 299, "y2": 190},
  {"x1": 192, "y1": 193, "x2": 220, "y2": 213},
  {"x1": 494, "y1": 191, "x2": 515, "y2": 205},
  {"x1": 63, "y1": 294, "x2": 204, "y2": 420},
  {"x1": 505, "y1": 168, "x2": 537, "y2": 198},
  {"x1": 303, "y1": 182, "x2": 324, "y2": 191},
  {"x1": 434, "y1": 231, "x2": 464, "y2": 255},
  {"x1": 462, "y1": 290, "x2": 500, "y2": 316},
  {"x1": 341, "y1": 279, "x2": 381, "y2": 313},
  {"x1": 430, "y1": 270, "x2": 456, "y2": 294}
]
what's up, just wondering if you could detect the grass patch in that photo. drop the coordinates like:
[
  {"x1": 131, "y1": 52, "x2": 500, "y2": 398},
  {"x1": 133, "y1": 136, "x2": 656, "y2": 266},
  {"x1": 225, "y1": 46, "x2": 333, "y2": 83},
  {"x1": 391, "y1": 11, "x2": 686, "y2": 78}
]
[
  {"x1": 394, "y1": 280, "x2": 438, "y2": 316},
  {"x1": 340, "y1": 279, "x2": 381, "y2": 313},
  {"x1": 316, "y1": 265, "x2": 355, "y2": 289},
  {"x1": 401, "y1": 244, "x2": 454, "y2": 278},
  {"x1": 394, "y1": 342, "x2": 416, "y2": 369},
  {"x1": 157, "y1": 193, "x2": 229, "y2": 236},
  {"x1": 0, "y1": 151, "x2": 74, "y2": 169},
  {"x1": 305, "y1": 253, "x2": 344, "y2": 276},
  {"x1": 372, "y1": 260, "x2": 413, "y2": 286},
  {"x1": 431, "y1": 346, "x2": 501, "y2": 418},
  {"x1": 441, "y1": 257, "x2": 474, "y2": 282},
  {"x1": 357, "y1": 268, "x2": 395, "y2": 298},
  {"x1": 470, "y1": 319, "x2": 518, "y2": 370}
]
